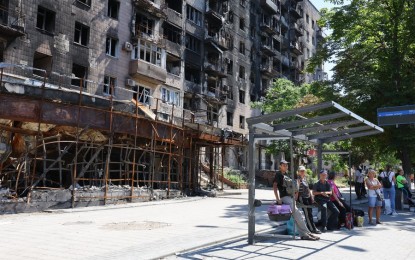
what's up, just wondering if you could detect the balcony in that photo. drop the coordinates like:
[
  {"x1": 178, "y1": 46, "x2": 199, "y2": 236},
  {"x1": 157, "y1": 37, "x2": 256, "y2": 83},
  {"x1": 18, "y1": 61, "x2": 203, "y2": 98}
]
[
  {"x1": 0, "y1": 6, "x2": 24, "y2": 41},
  {"x1": 261, "y1": 43, "x2": 277, "y2": 57},
  {"x1": 289, "y1": 5, "x2": 302, "y2": 20},
  {"x1": 129, "y1": 60, "x2": 167, "y2": 84},
  {"x1": 290, "y1": 22, "x2": 304, "y2": 37},
  {"x1": 166, "y1": 40, "x2": 181, "y2": 57},
  {"x1": 165, "y1": 7, "x2": 182, "y2": 27},
  {"x1": 205, "y1": 1, "x2": 224, "y2": 29},
  {"x1": 166, "y1": 73, "x2": 181, "y2": 89},
  {"x1": 204, "y1": 60, "x2": 227, "y2": 78},
  {"x1": 184, "y1": 80, "x2": 201, "y2": 94},
  {"x1": 260, "y1": 63, "x2": 275, "y2": 78},
  {"x1": 260, "y1": 0, "x2": 279, "y2": 15},
  {"x1": 205, "y1": 32, "x2": 229, "y2": 51},
  {"x1": 260, "y1": 21, "x2": 277, "y2": 35},
  {"x1": 290, "y1": 41, "x2": 303, "y2": 56},
  {"x1": 132, "y1": 0, "x2": 166, "y2": 18}
]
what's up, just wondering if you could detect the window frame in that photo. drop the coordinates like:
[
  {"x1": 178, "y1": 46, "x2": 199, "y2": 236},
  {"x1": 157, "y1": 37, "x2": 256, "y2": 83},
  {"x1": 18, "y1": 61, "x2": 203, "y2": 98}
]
[
  {"x1": 74, "y1": 22, "x2": 90, "y2": 46},
  {"x1": 36, "y1": 6, "x2": 56, "y2": 34},
  {"x1": 103, "y1": 75, "x2": 117, "y2": 95},
  {"x1": 107, "y1": 0, "x2": 120, "y2": 20},
  {"x1": 106, "y1": 36, "x2": 119, "y2": 57}
]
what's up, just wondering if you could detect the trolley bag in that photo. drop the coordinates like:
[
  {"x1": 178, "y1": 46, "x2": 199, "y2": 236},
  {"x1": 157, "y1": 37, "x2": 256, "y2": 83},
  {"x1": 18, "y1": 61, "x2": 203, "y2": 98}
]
[
  {"x1": 267, "y1": 204, "x2": 292, "y2": 222},
  {"x1": 345, "y1": 212, "x2": 354, "y2": 230}
]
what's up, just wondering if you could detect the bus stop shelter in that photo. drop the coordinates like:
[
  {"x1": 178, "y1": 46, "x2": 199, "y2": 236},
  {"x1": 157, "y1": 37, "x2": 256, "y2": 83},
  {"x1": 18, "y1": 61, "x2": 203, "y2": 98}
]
[{"x1": 245, "y1": 101, "x2": 384, "y2": 244}]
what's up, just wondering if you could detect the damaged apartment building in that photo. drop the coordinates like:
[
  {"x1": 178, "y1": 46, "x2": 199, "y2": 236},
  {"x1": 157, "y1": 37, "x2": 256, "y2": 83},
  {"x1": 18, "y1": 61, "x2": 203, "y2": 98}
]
[{"x1": 0, "y1": 0, "x2": 324, "y2": 213}]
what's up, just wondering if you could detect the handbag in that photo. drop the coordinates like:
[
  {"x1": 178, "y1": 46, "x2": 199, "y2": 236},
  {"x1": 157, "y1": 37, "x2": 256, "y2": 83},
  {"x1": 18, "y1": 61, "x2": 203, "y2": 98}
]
[{"x1": 375, "y1": 189, "x2": 384, "y2": 201}]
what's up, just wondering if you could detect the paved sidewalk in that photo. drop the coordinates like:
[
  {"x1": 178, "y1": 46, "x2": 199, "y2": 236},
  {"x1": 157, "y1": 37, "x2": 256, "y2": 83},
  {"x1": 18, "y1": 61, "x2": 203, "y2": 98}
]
[
  {"x1": 0, "y1": 189, "x2": 275, "y2": 260},
  {"x1": 0, "y1": 187, "x2": 414, "y2": 260}
]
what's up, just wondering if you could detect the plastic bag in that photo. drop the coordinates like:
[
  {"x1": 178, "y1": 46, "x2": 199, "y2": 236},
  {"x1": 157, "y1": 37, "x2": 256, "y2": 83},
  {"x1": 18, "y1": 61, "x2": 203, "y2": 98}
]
[{"x1": 286, "y1": 216, "x2": 299, "y2": 236}]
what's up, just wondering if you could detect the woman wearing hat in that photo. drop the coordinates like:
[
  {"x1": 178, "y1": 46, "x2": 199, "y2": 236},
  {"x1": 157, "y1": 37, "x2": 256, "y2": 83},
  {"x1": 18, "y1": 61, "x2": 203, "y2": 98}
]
[{"x1": 297, "y1": 166, "x2": 321, "y2": 234}]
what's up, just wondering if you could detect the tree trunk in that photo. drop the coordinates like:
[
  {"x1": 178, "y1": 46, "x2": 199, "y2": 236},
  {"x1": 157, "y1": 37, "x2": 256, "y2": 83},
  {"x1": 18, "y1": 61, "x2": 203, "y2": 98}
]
[{"x1": 399, "y1": 146, "x2": 412, "y2": 179}]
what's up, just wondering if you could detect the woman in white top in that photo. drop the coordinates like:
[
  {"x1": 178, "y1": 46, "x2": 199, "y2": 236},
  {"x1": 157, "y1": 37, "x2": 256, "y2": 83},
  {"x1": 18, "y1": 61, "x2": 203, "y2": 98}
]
[{"x1": 365, "y1": 169, "x2": 383, "y2": 225}]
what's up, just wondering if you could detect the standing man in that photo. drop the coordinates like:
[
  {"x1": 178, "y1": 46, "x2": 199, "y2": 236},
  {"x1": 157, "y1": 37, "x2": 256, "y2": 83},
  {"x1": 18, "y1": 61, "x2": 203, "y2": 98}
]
[
  {"x1": 273, "y1": 160, "x2": 319, "y2": 241},
  {"x1": 313, "y1": 170, "x2": 340, "y2": 232},
  {"x1": 355, "y1": 166, "x2": 364, "y2": 200}
]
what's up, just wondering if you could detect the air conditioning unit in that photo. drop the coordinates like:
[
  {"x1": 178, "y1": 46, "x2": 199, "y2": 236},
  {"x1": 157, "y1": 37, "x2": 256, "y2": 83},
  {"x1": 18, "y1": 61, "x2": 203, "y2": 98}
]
[
  {"x1": 125, "y1": 79, "x2": 136, "y2": 87},
  {"x1": 123, "y1": 42, "x2": 133, "y2": 52}
]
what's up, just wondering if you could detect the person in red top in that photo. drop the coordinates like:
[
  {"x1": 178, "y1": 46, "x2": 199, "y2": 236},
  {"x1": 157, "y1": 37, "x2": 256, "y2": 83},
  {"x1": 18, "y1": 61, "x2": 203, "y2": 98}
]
[{"x1": 327, "y1": 171, "x2": 351, "y2": 228}]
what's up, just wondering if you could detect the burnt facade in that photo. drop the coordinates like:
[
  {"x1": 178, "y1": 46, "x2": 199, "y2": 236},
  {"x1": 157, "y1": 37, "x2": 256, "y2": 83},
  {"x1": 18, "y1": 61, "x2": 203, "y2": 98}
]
[{"x1": 0, "y1": 0, "x2": 323, "y2": 213}]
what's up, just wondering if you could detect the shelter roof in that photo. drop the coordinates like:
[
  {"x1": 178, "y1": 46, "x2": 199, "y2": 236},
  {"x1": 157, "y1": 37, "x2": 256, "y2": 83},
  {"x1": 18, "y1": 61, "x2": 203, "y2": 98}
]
[{"x1": 246, "y1": 101, "x2": 383, "y2": 144}]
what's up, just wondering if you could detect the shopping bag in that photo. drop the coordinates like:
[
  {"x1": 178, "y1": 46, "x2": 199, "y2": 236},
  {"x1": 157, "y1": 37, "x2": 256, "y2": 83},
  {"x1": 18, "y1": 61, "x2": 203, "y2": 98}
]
[
  {"x1": 286, "y1": 216, "x2": 299, "y2": 236},
  {"x1": 384, "y1": 199, "x2": 392, "y2": 215}
]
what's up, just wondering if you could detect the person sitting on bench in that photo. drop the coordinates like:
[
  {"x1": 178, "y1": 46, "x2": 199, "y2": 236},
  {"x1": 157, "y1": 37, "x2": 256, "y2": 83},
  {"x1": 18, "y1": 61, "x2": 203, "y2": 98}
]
[
  {"x1": 396, "y1": 168, "x2": 415, "y2": 205},
  {"x1": 313, "y1": 170, "x2": 340, "y2": 232}
]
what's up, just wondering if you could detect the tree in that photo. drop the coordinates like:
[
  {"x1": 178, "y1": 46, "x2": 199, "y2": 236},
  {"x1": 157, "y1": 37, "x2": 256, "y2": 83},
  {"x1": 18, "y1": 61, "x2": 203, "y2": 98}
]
[{"x1": 308, "y1": 0, "x2": 415, "y2": 175}]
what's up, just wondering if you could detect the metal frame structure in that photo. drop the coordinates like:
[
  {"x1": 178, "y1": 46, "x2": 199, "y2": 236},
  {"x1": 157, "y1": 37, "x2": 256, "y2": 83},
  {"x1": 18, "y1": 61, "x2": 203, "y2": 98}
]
[
  {"x1": 0, "y1": 63, "x2": 245, "y2": 213},
  {"x1": 246, "y1": 101, "x2": 384, "y2": 244}
]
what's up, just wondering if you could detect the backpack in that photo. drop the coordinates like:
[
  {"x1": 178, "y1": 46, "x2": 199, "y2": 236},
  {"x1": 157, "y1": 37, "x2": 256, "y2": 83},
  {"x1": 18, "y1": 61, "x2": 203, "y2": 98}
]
[
  {"x1": 283, "y1": 175, "x2": 298, "y2": 195},
  {"x1": 381, "y1": 172, "x2": 392, "y2": 188}
]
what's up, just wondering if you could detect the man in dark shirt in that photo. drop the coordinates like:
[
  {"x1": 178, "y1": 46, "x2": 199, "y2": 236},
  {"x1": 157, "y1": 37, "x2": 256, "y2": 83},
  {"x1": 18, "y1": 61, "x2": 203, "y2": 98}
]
[
  {"x1": 313, "y1": 170, "x2": 340, "y2": 232},
  {"x1": 273, "y1": 160, "x2": 319, "y2": 240}
]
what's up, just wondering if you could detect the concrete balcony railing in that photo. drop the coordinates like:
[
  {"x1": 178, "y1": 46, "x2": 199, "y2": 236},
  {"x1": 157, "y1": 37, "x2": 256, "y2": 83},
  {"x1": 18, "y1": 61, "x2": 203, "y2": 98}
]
[
  {"x1": 261, "y1": 44, "x2": 277, "y2": 56},
  {"x1": 166, "y1": 73, "x2": 181, "y2": 90},
  {"x1": 260, "y1": 0, "x2": 279, "y2": 15},
  {"x1": 132, "y1": 0, "x2": 166, "y2": 18},
  {"x1": 165, "y1": 8, "x2": 182, "y2": 27},
  {"x1": 184, "y1": 80, "x2": 201, "y2": 94},
  {"x1": 204, "y1": 61, "x2": 227, "y2": 78},
  {"x1": 129, "y1": 60, "x2": 167, "y2": 84}
]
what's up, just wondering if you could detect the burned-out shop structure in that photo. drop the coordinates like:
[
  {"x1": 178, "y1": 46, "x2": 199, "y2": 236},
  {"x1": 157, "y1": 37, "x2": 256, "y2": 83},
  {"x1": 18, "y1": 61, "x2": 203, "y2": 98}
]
[{"x1": 0, "y1": 0, "x2": 324, "y2": 213}]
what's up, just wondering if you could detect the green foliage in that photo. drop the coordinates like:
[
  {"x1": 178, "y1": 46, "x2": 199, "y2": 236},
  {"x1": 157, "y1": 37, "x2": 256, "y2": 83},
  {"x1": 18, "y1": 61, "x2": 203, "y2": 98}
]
[
  {"x1": 223, "y1": 168, "x2": 246, "y2": 184},
  {"x1": 309, "y1": 0, "x2": 415, "y2": 173}
]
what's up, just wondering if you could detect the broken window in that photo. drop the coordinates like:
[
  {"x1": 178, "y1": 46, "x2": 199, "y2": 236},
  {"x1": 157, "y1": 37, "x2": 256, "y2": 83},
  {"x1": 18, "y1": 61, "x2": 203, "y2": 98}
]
[
  {"x1": 132, "y1": 40, "x2": 164, "y2": 67},
  {"x1": 227, "y1": 111, "x2": 233, "y2": 126},
  {"x1": 184, "y1": 65, "x2": 200, "y2": 83},
  {"x1": 36, "y1": 6, "x2": 55, "y2": 33},
  {"x1": 185, "y1": 34, "x2": 201, "y2": 53},
  {"x1": 227, "y1": 86, "x2": 233, "y2": 100},
  {"x1": 76, "y1": 0, "x2": 91, "y2": 7},
  {"x1": 186, "y1": 5, "x2": 202, "y2": 26},
  {"x1": 166, "y1": 54, "x2": 181, "y2": 76},
  {"x1": 71, "y1": 63, "x2": 88, "y2": 88},
  {"x1": 240, "y1": 0, "x2": 246, "y2": 7},
  {"x1": 239, "y1": 18, "x2": 245, "y2": 31},
  {"x1": 74, "y1": 22, "x2": 89, "y2": 46},
  {"x1": 226, "y1": 59, "x2": 233, "y2": 75},
  {"x1": 239, "y1": 90, "x2": 245, "y2": 104},
  {"x1": 133, "y1": 85, "x2": 151, "y2": 105},
  {"x1": 239, "y1": 65, "x2": 245, "y2": 79},
  {"x1": 106, "y1": 36, "x2": 118, "y2": 57},
  {"x1": 103, "y1": 75, "x2": 116, "y2": 95},
  {"x1": 161, "y1": 87, "x2": 180, "y2": 106},
  {"x1": 166, "y1": 0, "x2": 182, "y2": 14},
  {"x1": 163, "y1": 23, "x2": 182, "y2": 44},
  {"x1": 107, "y1": 0, "x2": 120, "y2": 20},
  {"x1": 239, "y1": 41, "x2": 245, "y2": 55},
  {"x1": 33, "y1": 51, "x2": 52, "y2": 77},
  {"x1": 207, "y1": 107, "x2": 218, "y2": 125},
  {"x1": 240, "y1": 115, "x2": 245, "y2": 129},
  {"x1": 136, "y1": 13, "x2": 154, "y2": 36}
]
